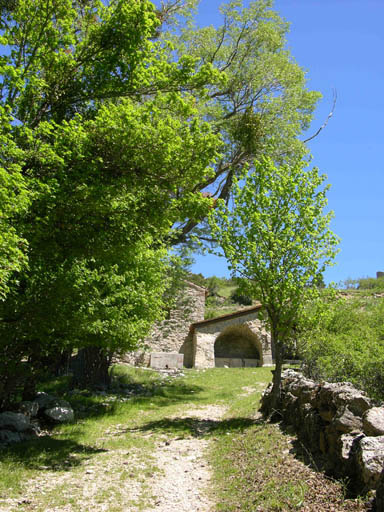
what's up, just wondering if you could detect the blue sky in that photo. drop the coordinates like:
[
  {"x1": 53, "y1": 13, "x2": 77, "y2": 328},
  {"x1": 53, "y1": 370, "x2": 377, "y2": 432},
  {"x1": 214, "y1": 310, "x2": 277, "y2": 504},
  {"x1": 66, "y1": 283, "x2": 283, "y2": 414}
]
[{"x1": 190, "y1": 0, "x2": 384, "y2": 284}]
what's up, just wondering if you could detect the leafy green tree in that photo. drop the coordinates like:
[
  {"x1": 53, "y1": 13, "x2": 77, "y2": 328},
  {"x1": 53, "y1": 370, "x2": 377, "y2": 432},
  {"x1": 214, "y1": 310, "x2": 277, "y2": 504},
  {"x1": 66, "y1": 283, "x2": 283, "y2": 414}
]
[
  {"x1": 209, "y1": 157, "x2": 339, "y2": 410},
  {"x1": 163, "y1": 0, "x2": 321, "y2": 244},
  {"x1": 0, "y1": 0, "x2": 223, "y2": 401}
]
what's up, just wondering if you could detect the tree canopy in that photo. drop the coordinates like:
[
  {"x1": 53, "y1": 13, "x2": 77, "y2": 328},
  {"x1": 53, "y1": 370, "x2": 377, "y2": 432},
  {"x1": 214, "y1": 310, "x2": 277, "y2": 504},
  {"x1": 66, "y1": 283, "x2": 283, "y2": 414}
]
[
  {"x1": 209, "y1": 157, "x2": 339, "y2": 408},
  {"x1": 162, "y1": 0, "x2": 321, "y2": 244}
]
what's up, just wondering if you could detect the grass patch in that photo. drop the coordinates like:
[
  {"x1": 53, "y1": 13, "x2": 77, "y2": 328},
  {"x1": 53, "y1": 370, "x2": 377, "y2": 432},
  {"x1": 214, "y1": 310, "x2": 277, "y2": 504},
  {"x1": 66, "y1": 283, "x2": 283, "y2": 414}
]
[{"x1": 0, "y1": 366, "x2": 366, "y2": 511}]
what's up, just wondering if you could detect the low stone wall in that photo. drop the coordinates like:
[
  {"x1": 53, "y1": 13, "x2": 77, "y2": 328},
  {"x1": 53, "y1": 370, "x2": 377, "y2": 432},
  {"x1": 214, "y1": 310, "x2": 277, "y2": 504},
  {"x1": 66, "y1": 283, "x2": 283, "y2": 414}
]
[{"x1": 261, "y1": 369, "x2": 384, "y2": 501}]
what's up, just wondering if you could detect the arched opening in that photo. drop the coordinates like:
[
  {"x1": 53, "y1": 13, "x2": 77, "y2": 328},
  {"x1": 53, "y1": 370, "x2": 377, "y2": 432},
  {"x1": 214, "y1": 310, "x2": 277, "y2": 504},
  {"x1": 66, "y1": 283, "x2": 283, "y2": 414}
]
[{"x1": 214, "y1": 324, "x2": 262, "y2": 367}]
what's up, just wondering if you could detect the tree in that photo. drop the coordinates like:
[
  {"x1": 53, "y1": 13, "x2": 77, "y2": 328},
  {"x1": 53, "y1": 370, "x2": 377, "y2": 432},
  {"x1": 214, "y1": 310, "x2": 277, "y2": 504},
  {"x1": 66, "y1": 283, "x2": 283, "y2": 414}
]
[
  {"x1": 162, "y1": 0, "x2": 322, "y2": 245},
  {"x1": 0, "y1": 0, "x2": 223, "y2": 401},
  {"x1": 209, "y1": 157, "x2": 339, "y2": 411}
]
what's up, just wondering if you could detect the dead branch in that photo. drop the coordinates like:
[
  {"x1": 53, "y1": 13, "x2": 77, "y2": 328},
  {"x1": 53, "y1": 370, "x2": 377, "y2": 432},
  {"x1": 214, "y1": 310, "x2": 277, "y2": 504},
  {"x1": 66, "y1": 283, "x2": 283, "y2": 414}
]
[{"x1": 303, "y1": 89, "x2": 337, "y2": 143}]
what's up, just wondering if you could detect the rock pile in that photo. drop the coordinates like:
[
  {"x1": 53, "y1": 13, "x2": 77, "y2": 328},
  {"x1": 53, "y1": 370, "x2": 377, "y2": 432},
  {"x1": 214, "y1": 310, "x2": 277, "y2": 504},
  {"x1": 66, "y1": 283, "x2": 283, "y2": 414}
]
[
  {"x1": 261, "y1": 370, "x2": 384, "y2": 500},
  {"x1": 0, "y1": 392, "x2": 74, "y2": 444}
]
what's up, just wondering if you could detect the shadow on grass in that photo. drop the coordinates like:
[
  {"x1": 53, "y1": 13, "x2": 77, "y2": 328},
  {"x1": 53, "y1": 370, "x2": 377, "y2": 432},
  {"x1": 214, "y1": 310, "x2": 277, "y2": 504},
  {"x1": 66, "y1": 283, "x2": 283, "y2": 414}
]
[
  {"x1": 130, "y1": 416, "x2": 263, "y2": 438},
  {"x1": 0, "y1": 436, "x2": 107, "y2": 471},
  {"x1": 67, "y1": 380, "x2": 206, "y2": 421}
]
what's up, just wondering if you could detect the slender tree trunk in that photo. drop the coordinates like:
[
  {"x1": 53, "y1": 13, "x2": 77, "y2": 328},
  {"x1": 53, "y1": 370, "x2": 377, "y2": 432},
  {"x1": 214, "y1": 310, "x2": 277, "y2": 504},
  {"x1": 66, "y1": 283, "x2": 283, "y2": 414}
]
[
  {"x1": 270, "y1": 330, "x2": 283, "y2": 415},
  {"x1": 72, "y1": 346, "x2": 111, "y2": 389}
]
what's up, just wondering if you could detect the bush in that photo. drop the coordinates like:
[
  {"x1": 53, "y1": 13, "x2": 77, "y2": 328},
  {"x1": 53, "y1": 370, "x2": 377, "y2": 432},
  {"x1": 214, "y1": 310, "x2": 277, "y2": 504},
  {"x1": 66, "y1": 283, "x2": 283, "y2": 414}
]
[
  {"x1": 298, "y1": 294, "x2": 384, "y2": 401},
  {"x1": 230, "y1": 289, "x2": 253, "y2": 306},
  {"x1": 357, "y1": 276, "x2": 384, "y2": 291}
]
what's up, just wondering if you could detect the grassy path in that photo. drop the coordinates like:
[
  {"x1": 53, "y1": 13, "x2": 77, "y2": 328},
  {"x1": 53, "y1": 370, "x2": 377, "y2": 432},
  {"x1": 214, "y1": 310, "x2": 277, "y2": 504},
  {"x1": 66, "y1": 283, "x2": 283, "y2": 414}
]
[{"x1": 0, "y1": 368, "x2": 369, "y2": 511}]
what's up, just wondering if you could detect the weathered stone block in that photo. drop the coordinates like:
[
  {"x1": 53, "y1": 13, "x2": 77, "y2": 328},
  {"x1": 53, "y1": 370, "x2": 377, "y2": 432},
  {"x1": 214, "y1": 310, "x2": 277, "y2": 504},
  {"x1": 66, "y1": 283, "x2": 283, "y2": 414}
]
[
  {"x1": 150, "y1": 352, "x2": 184, "y2": 369},
  {"x1": 332, "y1": 406, "x2": 363, "y2": 434},
  {"x1": 0, "y1": 412, "x2": 32, "y2": 432},
  {"x1": 43, "y1": 406, "x2": 74, "y2": 424},
  {"x1": 363, "y1": 407, "x2": 384, "y2": 436},
  {"x1": 356, "y1": 435, "x2": 384, "y2": 489}
]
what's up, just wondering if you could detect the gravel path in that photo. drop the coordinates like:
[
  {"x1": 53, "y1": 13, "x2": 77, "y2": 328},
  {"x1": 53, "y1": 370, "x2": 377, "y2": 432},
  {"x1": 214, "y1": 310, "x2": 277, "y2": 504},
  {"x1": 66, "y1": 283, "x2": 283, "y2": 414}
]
[
  {"x1": 0, "y1": 405, "x2": 226, "y2": 512},
  {"x1": 144, "y1": 405, "x2": 227, "y2": 512}
]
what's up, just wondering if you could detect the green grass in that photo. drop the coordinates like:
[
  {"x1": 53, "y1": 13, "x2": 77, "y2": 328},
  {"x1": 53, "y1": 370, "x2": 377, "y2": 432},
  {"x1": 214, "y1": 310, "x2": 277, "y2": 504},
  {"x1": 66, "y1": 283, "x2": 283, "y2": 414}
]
[
  {"x1": 217, "y1": 283, "x2": 237, "y2": 299},
  {"x1": 0, "y1": 366, "x2": 365, "y2": 511}
]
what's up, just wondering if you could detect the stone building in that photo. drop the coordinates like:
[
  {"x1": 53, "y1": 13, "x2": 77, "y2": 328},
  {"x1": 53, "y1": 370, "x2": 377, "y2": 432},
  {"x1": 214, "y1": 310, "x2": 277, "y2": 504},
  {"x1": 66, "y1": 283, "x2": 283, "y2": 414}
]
[
  {"x1": 123, "y1": 281, "x2": 273, "y2": 368},
  {"x1": 190, "y1": 305, "x2": 273, "y2": 368}
]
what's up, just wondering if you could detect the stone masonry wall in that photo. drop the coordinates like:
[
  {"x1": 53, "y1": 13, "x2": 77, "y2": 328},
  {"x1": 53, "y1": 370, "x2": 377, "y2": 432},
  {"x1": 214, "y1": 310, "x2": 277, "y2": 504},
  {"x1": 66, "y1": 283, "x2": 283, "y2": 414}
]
[
  {"x1": 119, "y1": 282, "x2": 206, "y2": 367},
  {"x1": 261, "y1": 369, "x2": 384, "y2": 502}
]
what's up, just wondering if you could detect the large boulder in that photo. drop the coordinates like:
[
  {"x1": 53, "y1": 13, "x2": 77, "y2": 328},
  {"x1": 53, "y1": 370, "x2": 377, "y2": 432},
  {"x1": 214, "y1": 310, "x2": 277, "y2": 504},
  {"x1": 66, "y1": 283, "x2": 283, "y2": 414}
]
[
  {"x1": 34, "y1": 392, "x2": 72, "y2": 414},
  {"x1": 363, "y1": 408, "x2": 384, "y2": 437},
  {"x1": 34, "y1": 392, "x2": 57, "y2": 411},
  {"x1": 0, "y1": 412, "x2": 33, "y2": 432},
  {"x1": 0, "y1": 430, "x2": 22, "y2": 443}
]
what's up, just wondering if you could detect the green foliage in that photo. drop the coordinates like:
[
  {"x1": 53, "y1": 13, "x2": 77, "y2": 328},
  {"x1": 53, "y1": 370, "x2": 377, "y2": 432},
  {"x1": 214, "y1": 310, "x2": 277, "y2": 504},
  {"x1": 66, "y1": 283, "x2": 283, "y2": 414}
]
[
  {"x1": 163, "y1": 0, "x2": 321, "y2": 244},
  {"x1": 0, "y1": 0, "x2": 225, "y2": 402},
  {"x1": 230, "y1": 290, "x2": 252, "y2": 306},
  {"x1": 230, "y1": 278, "x2": 254, "y2": 305},
  {"x1": 210, "y1": 157, "x2": 339, "y2": 338},
  {"x1": 209, "y1": 157, "x2": 339, "y2": 405},
  {"x1": 0, "y1": 107, "x2": 30, "y2": 299},
  {"x1": 298, "y1": 294, "x2": 384, "y2": 401},
  {"x1": 357, "y1": 276, "x2": 384, "y2": 291}
]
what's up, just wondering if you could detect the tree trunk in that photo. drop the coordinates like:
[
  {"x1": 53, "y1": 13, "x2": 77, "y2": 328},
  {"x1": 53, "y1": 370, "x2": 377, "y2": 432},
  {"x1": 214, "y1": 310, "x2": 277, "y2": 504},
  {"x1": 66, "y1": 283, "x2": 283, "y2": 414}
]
[
  {"x1": 269, "y1": 334, "x2": 283, "y2": 415},
  {"x1": 72, "y1": 346, "x2": 111, "y2": 389}
]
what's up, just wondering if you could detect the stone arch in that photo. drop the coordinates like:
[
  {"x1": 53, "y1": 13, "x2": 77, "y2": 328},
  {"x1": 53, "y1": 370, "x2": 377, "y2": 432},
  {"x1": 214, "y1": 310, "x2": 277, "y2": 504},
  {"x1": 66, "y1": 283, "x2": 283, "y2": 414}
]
[
  {"x1": 214, "y1": 324, "x2": 263, "y2": 367},
  {"x1": 191, "y1": 305, "x2": 273, "y2": 368}
]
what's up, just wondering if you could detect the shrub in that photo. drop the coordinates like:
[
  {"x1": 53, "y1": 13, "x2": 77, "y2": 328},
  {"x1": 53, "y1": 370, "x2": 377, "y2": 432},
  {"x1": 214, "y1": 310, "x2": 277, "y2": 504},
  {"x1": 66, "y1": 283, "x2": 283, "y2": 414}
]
[
  {"x1": 298, "y1": 295, "x2": 384, "y2": 401},
  {"x1": 230, "y1": 289, "x2": 253, "y2": 306}
]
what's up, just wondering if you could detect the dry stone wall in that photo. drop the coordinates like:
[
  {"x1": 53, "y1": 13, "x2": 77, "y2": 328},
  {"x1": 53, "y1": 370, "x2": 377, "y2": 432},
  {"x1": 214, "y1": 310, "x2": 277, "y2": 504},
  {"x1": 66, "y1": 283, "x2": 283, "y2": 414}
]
[{"x1": 261, "y1": 369, "x2": 384, "y2": 503}]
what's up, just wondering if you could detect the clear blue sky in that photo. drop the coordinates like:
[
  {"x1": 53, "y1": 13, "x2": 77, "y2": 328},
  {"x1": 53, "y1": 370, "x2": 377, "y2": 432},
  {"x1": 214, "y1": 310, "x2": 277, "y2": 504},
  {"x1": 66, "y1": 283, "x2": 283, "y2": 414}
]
[{"x1": 190, "y1": 0, "x2": 384, "y2": 284}]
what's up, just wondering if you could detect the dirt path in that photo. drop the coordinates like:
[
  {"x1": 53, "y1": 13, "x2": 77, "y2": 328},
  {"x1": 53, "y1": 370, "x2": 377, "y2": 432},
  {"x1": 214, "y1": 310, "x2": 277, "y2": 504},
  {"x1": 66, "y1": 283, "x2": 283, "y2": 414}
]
[
  {"x1": 0, "y1": 404, "x2": 226, "y2": 512},
  {"x1": 145, "y1": 405, "x2": 227, "y2": 512}
]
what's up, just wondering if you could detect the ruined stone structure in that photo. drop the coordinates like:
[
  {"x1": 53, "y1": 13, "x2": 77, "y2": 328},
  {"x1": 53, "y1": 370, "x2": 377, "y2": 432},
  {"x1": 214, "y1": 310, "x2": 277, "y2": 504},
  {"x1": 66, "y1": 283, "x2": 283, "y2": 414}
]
[{"x1": 122, "y1": 281, "x2": 273, "y2": 368}]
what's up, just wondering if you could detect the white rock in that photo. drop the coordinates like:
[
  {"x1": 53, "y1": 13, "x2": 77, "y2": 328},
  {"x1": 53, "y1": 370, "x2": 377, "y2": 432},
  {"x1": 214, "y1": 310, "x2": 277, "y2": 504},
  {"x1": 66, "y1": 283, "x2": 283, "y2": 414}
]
[
  {"x1": 363, "y1": 407, "x2": 384, "y2": 436},
  {"x1": 357, "y1": 435, "x2": 384, "y2": 488},
  {"x1": 43, "y1": 407, "x2": 74, "y2": 423}
]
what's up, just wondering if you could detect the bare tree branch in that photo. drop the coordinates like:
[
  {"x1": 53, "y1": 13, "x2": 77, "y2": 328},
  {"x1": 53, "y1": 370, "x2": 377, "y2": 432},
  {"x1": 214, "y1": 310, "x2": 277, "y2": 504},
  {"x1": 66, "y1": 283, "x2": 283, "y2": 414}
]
[{"x1": 303, "y1": 89, "x2": 337, "y2": 143}]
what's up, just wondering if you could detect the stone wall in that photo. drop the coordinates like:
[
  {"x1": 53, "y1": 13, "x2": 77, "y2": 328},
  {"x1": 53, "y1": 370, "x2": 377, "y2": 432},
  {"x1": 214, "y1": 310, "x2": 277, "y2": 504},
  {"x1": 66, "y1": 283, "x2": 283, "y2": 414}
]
[
  {"x1": 119, "y1": 281, "x2": 206, "y2": 367},
  {"x1": 261, "y1": 369, "x2": 384, "y2": 500}
]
